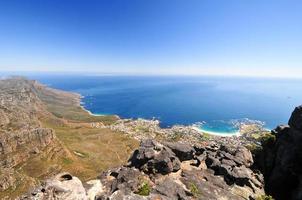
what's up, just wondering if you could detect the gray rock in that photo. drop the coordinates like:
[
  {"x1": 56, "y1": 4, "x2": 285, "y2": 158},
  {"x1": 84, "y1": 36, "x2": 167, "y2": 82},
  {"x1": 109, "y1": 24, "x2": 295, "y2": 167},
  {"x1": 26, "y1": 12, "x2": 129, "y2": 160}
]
[
  {"x1": 289, "y1": 105, "x2": 302, "y2": 131},
  {"x1": 153, "y1": 177, "x2": 191, "y2": 200},
  {"x1": 255, "y1": 105, "x2": 302, "y2": 200},
  {"x1": 129, "y1": 139, "x2": 181, "y2": 175},
  {"x1": 164, "y1": 142, "x2": 196, "y2": 161},
  {"x1": 20, "y1": 173, "x2": 88, "y2": 200}
]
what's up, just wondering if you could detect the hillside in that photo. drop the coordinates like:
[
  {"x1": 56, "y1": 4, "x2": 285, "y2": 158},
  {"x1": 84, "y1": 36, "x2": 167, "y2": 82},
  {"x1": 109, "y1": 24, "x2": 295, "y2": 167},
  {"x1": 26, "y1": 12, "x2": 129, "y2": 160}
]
[{"x1": 0, "y1": 77, "x2": 138, "y2": 199}]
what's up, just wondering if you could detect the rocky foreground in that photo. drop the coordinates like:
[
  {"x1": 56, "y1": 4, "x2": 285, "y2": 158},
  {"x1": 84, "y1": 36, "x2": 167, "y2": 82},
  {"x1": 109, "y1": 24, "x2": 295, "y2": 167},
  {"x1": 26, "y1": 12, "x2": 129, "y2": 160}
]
[{"x1": 21, "y1": 139, "x2": 265, "y2": 200}]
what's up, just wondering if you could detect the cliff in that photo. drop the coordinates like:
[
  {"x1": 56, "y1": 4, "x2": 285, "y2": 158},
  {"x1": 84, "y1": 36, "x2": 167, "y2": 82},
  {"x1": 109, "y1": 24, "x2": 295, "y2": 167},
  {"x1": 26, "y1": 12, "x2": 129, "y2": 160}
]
[
  {"x1": 255, "y1": 106, "x2": 302, "y2": 200},
  {"x1": 0, "y1": 78, "x2": 68, "y2": 195}
]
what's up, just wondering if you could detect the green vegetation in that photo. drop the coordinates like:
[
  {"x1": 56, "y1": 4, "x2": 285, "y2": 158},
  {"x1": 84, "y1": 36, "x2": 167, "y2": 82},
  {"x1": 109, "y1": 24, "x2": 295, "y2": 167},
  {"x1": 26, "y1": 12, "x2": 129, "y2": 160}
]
[
  {"x1": 189, "y1": 182, "x2": 201, "y2": 198},
  {"x1": 245, "y1": 143, "x2": 262, "y2": 154},
  {"x1": 258, "y1": 132, "x2": 276, "y2": 145},
  {"x1": 256, "y1": 195, "x2": 274, "y2": 200},
  {"x1": 249, "y1": 131, "x2": 276, "y2": 145},
  {"x1": 62, "y1": 157, "x2": 73, "y2": 165},
  {"x1": 135, "y1": 182, "x2": 151, "y2": 196},
  {"x1": 42, "y1": 119, "x2": 139, "y2": 181},
  {"x1": 46, "y1": 104, "x2": 117, "y2": 124},
  {"x1": 170, "y1": 132, "x2": 183, "y2": 141},
  {"x1": 36, "y1": 86, "x2": 118, "y2": 124},
  {"x1": 202, "y1": 132, "x2": 211, "y2": 140}
]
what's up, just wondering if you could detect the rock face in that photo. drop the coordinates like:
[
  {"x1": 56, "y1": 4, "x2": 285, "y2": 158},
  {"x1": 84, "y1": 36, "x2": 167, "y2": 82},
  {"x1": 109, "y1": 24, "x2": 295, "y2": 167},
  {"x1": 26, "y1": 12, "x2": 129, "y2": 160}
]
[
  {"x1": 0, "y1": 77, "x2": 68, "y2": 197},
  {"x1": 129, "y1": 140, "x2": 181, "y2": 175},
  {"x1": 255, "y1": 105, "x2": 302, "y2": 200},
  {"x1": 22, "y1": 140, "x2": 265, "y2": 200},
  {"x1": 288, "y1": 105, "x2": 302, "y2": 131}
]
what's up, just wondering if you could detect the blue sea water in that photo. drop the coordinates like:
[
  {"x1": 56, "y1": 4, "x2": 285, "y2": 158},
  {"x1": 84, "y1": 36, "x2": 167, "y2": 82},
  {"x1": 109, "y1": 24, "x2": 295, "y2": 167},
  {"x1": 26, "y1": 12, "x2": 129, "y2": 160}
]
[{"x1": 23, "y1": 74, "x2": 302, "y2": 135}]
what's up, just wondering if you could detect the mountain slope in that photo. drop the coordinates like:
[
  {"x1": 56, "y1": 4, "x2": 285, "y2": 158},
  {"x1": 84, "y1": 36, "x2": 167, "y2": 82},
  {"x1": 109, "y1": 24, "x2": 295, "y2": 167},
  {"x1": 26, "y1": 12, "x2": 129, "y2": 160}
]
[{"x1": 0, "y1": 77, "x2": 138, "y2": 199}]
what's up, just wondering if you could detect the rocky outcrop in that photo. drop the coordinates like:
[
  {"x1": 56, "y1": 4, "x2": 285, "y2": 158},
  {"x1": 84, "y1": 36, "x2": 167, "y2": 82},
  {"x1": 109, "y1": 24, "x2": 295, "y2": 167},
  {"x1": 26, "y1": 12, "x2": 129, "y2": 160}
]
[
  {"x1": 256, "y1": 105, "x2": 302, "y2": 200},
  {"x1": 129, "y1": 140, "x2": 181, "y2": 175},
  {"x1": 22, "y1": 140, "x2": 265, "y2": 200},
  {"x1": 19, "y1": 172, "x2": 89, "y2": 200},
  {"x1": 288, "y1": 105, "x2": 302, "y2": 131},
  {"x1": 0, "y1": 128, "x2": 55, "y2": 169}
]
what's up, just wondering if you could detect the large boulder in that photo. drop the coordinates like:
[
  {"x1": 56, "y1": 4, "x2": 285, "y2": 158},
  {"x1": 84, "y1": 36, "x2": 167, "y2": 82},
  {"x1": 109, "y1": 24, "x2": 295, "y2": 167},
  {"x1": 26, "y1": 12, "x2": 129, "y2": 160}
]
[
  {"x1": 289, "y1": 105, "x2": 302, "y2": 131},
  {"x1": 129, "y1": 139, "x2": 181, "y2": 175},
  {"x1": 164, "y1": 142, "x2": 196, "y2": 161},
  {"x1": 20, "y1": 173, "x2": 88, "y2": 200}
]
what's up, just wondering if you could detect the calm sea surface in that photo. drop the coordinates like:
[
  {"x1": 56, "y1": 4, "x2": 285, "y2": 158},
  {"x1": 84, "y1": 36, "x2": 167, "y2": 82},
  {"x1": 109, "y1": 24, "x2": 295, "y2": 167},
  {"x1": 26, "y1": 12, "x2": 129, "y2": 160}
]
[{"x1": 26, "y1": 75, "x2": 302, "y2": 134}]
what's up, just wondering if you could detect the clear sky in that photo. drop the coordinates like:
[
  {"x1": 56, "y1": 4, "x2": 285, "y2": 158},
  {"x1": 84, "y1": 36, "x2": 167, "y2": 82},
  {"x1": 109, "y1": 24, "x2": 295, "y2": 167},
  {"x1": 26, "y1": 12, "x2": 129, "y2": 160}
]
[{"x1": 0, "y1": 0, "x2": 302, "y2": 77}]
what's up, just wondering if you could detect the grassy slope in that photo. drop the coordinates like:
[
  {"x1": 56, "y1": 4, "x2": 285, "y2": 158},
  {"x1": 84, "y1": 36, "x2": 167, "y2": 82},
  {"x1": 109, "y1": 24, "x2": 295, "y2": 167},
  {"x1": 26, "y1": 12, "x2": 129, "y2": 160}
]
[
  {"x1": 35, "y1": 84, "x2": 118, "y2": 124},
  {"x1": 41, "y1": 119, "x2": 138, "y2": 181},
  {"x1": 36, "y1": 84, "x2": 139, "y2": 181}
]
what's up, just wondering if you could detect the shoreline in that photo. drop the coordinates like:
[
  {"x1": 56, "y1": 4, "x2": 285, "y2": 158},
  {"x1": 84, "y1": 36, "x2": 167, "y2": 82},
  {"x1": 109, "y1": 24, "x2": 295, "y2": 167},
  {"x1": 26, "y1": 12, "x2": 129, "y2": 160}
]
[
  {"x1": 192, "y1": 127, "x2": 240, "y2": 137},
  {"x1": 79, "y1": 95, "x2": 106, "y2": 117},
  {"x1": 80, "y1": 104, "x2": 106, "y2": 117},
  {"x1": 78, "y1": 94, "x2": 268, "y2": 137}
]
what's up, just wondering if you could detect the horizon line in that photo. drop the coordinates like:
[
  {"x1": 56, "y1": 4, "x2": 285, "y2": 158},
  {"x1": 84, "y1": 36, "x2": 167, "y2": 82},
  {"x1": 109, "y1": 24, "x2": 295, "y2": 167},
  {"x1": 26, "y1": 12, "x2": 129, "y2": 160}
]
[{"x1": 1, "y1": 70, "x2": 302, "y2": 79}]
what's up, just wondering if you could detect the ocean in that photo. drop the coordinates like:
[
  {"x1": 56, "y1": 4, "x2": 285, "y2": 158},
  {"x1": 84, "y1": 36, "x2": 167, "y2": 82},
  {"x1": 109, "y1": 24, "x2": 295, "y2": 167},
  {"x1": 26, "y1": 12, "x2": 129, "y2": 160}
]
[{"x1": 26, "y1": 74, "x2": 302, "y2": 135}]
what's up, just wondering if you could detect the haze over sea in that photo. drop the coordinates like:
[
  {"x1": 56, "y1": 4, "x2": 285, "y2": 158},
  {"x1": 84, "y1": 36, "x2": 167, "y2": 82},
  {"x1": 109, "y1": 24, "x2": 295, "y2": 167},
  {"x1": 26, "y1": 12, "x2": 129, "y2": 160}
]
[{"x1": 27, "y1": 74, "x2": 302, "y2": 135}]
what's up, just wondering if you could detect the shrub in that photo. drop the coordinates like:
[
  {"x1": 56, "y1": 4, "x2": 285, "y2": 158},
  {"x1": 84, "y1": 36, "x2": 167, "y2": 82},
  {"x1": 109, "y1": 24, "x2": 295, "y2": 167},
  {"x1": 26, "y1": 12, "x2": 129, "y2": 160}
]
[
  {"x1": 245, "y1": 143, "x2": 262, "y2": 153},
  {"x1": 62, "y1": 157, "x2": 73, "y2": 165},
  {"x1": 171, "y1": 132, "x2": 182, "y2": 141},
  {"x1": 135, "y1": 182, "x2": 151, "y2": 196},
  {"x1": 259, "y1": 132, "x2": 276, "y2": 146},
  {"x1": 189, "y1": 182, "x2": 201, "y2": 197},
  {"x1": 202, "y1": 133, "x2": 211, "y2": 140},
  {"x1": 256, "y1": 195, "x2": 274, "y2": 200}
]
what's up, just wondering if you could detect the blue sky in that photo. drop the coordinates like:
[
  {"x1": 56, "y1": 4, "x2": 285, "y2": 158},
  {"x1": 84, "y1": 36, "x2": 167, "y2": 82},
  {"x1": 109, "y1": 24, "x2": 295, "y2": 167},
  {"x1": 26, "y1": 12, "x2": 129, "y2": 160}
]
[{"x1": 0, "y1": 0, "x2": 301, "y2": 77}]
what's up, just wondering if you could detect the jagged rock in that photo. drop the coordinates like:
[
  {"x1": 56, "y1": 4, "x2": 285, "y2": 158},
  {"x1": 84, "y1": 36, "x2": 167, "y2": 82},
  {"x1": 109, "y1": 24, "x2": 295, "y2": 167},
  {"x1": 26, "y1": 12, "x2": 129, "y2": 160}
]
[
  {"x1": 20, "y1": 173, "x2": 87, "y2": 200},
  {"x1": 205, "y1": 145, "x2": 263, "y2": 195},
  {"x1": 234, "y1": 147, "x2": 253, "y2": 167},
  {"x1": 153, "y1": 177, "x2": 191, "y2": 200},
  {"x1": 181, "y1": 169, "x2": 244, "y2": 200},
  {"x1": 129, "y1": 139, "x2": 181, "y2": 175},
  {"x1": 111, "y1": 167, "x2": 142, "y2": 194},
  {"x1": 255, "y1": 105, "x2": 302, "y2": 200},
  {"x1": 288, "y1": 105, "x2": 302, "y2": 131},
  {"x1": 164, "y1": 142, "x2": 196, "y2": 161}
]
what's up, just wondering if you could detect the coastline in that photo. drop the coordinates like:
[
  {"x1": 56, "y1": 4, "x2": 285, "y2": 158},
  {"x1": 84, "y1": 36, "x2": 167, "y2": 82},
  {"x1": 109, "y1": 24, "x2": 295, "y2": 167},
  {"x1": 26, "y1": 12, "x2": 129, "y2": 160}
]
[
  {"x1": 80, "y1": 99, "x2": 242, "y2": 137},
  {"x1": 79, "y1": 95, "x2": 106, "y2": 117},
  {"x1": 80, "y1": 104, "x2": 106, "y2": 117},
  {"x1": 78, "y1": 93, "x2": 268, "y2": 138}
]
